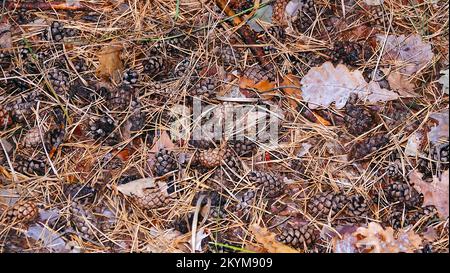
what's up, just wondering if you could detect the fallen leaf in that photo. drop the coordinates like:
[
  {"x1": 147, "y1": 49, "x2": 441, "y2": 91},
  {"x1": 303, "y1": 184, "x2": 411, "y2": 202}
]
[
  {"x1": 301, "y1": 62, "x2": 399, "y2": 109},
  {"x1": 116, "y1": 177, "x2": 155, "y2": 198},
  {"x1": 247, "y1": 4, "x2": 273, "y2": 32},
  {"x1": 378, "y1": 34, "x2": 434, "y2": 76},
  {"x1": 0, "y1": 20, "x2": 12, "y2": 49},
  {"x1": 429, "y1": 110, "x2": 449, "y2": 145},
  {"x1": 280, "y1": 74, "x2": 302, "y2": 108},
  {"x1": 410, "y1": 170, "x2": 449, "y2": 218},
  {"x1": 96, "y1": 44, "x2": 124, "y2": 82},
  {"x1": 363, "y1": 0, "x2": 384, "y2": 5},
  {"x1": 438, "y1": 69, "x2": 449, "y2": 95},
  {"x1": 382, "y1": 69, "x2": 416, "y2": 95},
  {"x1": 239, "y1": 77, "x2": 277, "y2": 99},
  {"x1": 333, "y1": 222, "x2": 422, "y2": 253},
  {"x1": 249, "y1": 224, "x2": 300, "y2": 253}
]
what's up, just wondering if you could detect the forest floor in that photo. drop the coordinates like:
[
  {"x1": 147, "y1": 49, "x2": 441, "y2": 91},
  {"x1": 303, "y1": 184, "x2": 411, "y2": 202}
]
[{"x1": 0, "y1": 0, "x2": 449, "y2": 253}]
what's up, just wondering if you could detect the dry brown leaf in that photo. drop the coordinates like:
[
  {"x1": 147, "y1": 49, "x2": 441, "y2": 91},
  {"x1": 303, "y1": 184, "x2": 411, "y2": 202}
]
[
  {"x1": 382, "y1": 69, "x2": 416, "y2": 95},
  {"x1": 378, "y1": 34, "x2": 434, "y2": 76},
  {"x1": 281, "y1": 74, "x2": 302, "y2": 108},
  {"x1": 249, "y1": 224, "x2": 300, "y2": 253},
  {"x1": 0, "y1": 20, "x2": 12, "y2": 49},
  {"x1": 239, "y1": 76, "x2": 277, "y2": 99},
  {"x1": 301, "y1": 62, "x2": 399, "y2": 109},
  {"x1": 333, "y1": 222, "x2": 422, "y2": 253},
  {"x1": 96, "y1": 44, "x2": 124, "y2": 82},
  {"x1": 410, "y1": 170, "x2": 449, "y2": 218}
]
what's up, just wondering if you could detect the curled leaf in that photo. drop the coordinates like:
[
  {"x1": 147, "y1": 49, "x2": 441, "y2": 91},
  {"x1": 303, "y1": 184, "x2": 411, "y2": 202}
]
[
  {"x1": 249, "y1": 224, "x2": 300, "y2": 253},
  {"x1": 116, "y1": 177, "x2": 155, "y2": 198}
]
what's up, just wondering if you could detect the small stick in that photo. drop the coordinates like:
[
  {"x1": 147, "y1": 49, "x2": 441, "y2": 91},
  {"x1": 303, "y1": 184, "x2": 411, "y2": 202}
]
[
  {"x1": 2, "y1": 1, "x2": 93, "y2": 11},
  {"x1": 214, "y1": 0, "x2": 269, "y2": 67}
]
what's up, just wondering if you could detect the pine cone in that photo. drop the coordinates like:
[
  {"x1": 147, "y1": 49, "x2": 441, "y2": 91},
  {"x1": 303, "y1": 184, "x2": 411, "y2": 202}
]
[
  {"x1": 4, "y1": 200, "x2": 39, "y2": 224},
  {"x1": 133, "y1": 187, "x2": 171, "y2": 210},
  {"x1": 14, "y1": 156, "x2": 46, "y2": 176},
  {"x1": 348, "y1": 134, "x2": 390, "y2": 161},
  {"x1": 107, "y1": 85, "x2": 134, "y2": 111},
  {"x1": 272, "y1": 0, "x2": 290, "y2": 25},
  {"x1": 69, "y1": 201, "x2": 99, "y2": 241},
  {"x1": 266, "y1": 26, "x2": 286, "y2": 42},
  {"x1": 143, "y1": 56, "x2": 166, "y2": 78},
  {"x1": 215, "y1": 45, "x2": 242, "y2": 66},
  {"x1": 47, "y1": 69, "x2": 69, "y2": 95},
  {"x1": 166, "y1": 29, "x2": 192, "y2": 52},
  {"x1": 344, "y1": 96, "x2": 375, "y2": 136},
  {"x1": 6, "y1": 91, "x2": 40, "y2": 123},
  {"x1": 189, "y1": 78, "x2": 218, "y2": 98},
  {"x1": 368, "y1": 5, "x2": 390, "y2": 27},
  {"x1": 73, "y1": 58, "x2": 88, "y2": 72},
  {"x1": 46, "y1": 21, "x2": 65, "y2": 42},
  {"x1": 248, "y1": 171, "x2": 285, "y2": 198},
  {"x1": 154, "y1": 149, "x2": 178, "y2": 176},
  {"x1": 197, "y1": 147, "x2": 229, "y2": 168},
  {"x1": 0, "y1": 105, "x2": 12, "y2": 128},
  {"x1": 386, "y1": 180, "x2": 423, "y2": 208},
  {"x1": 88, "y1": 116, "x2": 116, "y2": 140},
  {"x1": 64, "y1": 183, "x2": 97, "y2": 204},
  {"x1": 230, "y1": 138, "x2": 257, "y2": 157},
  {"x1": 235, "y1": 190, "x2": 256, "y2": 221},
  {"x1": 276, "y1": 225, "x2": 317, "y2": 250},
  {"x1": 173, "y1": 58, "x2": 196, "y2": 78},
  {"x1": 244, "y1": 64, "x2": 275, "y2": 83},
  {"x1": 330, "y1": 41, "x2": 373, "y2": 67},
  {"x1": 345, "y1": 195, "x2": 369, "y2": 219},
  {"x1": 0, "y1": 52, "x2": 12, "y2": 70},
  {"x1": 293, "y1": 0, "x2": 317, "y2": 33},
  {"x1": 122, "y1": 69, "x2": 139, "y2": 85},
  {"x1": 307, "y1": 191, "x2": 348, "y2": 219},
  {"x1": 22, "y1": 127, "x2": 42, "y2": 148},
  {"x1": 229, "y1": 0, "x2": 254, "y2": 13}
]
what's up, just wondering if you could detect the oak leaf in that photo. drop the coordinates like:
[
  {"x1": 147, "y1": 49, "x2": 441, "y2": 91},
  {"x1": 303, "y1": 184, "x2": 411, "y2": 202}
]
[{"x1": 249, "y1": 224, "x2": 300, "y2": 253}]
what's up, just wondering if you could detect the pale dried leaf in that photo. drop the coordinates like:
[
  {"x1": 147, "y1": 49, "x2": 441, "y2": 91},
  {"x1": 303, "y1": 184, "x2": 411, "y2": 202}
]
[
  {"x1": 438, "y1": 69, "x2": 449, "y2": 95},
  {"x1": 249, "y1": 224, "x2": 300, "y2": 253},
  {"x1": 301, "y1": 62, "x2": 398, "y2": 109},
  {"x1": 333, "y1": 222, "x2": 422, "y2": 253},
  {"x1": 363, "y1": 0, "x2": 384, "y2": 5},
  {"x1": 378, "y1": 34, "x2": 434, "y2": 76},
  {"x1": 116, "y1": 177, "x2": 155, "y2": 198},
  {"x1": 410, "y1": 170, "x2": 449, "y2": 218},
  {"x1": 429, "y1": 110, "x2": 449, "y2": 145},
  {"x1": 383, "y1": 69, "x2": 416, "y2": 95},
  {"x1": 0, "y1": 21, "x2": 12, "y2": 49}
]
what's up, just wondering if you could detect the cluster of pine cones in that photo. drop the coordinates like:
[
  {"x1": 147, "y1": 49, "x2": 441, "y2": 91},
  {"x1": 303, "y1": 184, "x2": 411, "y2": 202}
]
[{"x1": 1, "y1": 0, "x2": 448, "y2": 253}]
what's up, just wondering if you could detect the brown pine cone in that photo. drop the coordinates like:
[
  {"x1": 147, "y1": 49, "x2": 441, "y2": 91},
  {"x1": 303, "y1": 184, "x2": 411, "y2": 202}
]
[
  {"x1": 344, "y1": 95, "x2": 375, "y2": 136},
  {"x1": 234, "y1": 190, "x2": 256, "y2": 221},
  {"x1": 293, "y1": 0, "x2": 317, "y2": 33},
  {"x1": 64, "y1": 183, "x2": 97, "y2": 204},
  {"x1": 13, "y1": 155, "x2": 46, "y2": 176},
  {"x1": 0, "y1": 105, "x2": 12, "y2": 128},
  {"x1": 47, "y1": 68, "x2": 69, "y2": 95},
  {"x1": 197, "y1": 147, "x2": 229, "y2": 168},
  {"x1": 230, "y1": 138, "x2": 257, "y2": 157},
  {"x1": 385, "y1": 180, "x2": 423, "y2": 208},
  {"x1": 22, "y1": 127, "x2": 42, "y2": 148},
  {"x1": 4, "y1": 200, "x2": 39, "y2": 224},
  {"x1": 189, "y1": 78, "x2": 218, "y2": 98},
  {"x1": 247, "y1": 171, "x2": 285, "y2": 198},
  {"x1": 143, "y1": 56, "x2": 166, "y2": 78},
  {"x1": 243, "y1": 64, "x2": 275, "y2": 83},
  {"x1": 107, "y1": 85, "x2": 134, "y2": 111},
  {"x1": 133, "y1": 187, "x2": 171, "y2": 210},
  {"x1": 345, "y1": 195, "x2": 369, "y2": 220},
  {"x1": 330, "y1": 41, "x2": 373, "y2": 67},
  {"x1": 348, "y1": 134, "x2": 390, "y2": 161},
  {"x1": 69, "y1": 201, "x2": 99, "y2": 241},
  {"x1": 307, "y1": 191, "x2": 348, "y2": 219},
  {"x1": 272, "y1": 0, "x2": 290, "y2": 25},
  {"x1": 215, "y1": 45, "x2": 242, "y2": 66},
  {"x1": 154, "y1": 149, "x2": 178, "y2": 176},
  {"x1": 276, "y1": 225, "x2": 317, "y2": 250}
]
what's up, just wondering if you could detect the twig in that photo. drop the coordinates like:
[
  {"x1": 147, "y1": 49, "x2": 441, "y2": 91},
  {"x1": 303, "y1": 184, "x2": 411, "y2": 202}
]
[{"x1": 214, "y1": 0, "x2": 269, "y2": 66}]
